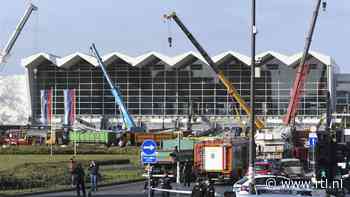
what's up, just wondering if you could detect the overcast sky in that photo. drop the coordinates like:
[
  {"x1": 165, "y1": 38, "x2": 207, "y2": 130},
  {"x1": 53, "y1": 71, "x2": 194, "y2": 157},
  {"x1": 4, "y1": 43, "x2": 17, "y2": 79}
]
[{"x1": 0, "y1": 0, "x2": 349, "y2": 75}]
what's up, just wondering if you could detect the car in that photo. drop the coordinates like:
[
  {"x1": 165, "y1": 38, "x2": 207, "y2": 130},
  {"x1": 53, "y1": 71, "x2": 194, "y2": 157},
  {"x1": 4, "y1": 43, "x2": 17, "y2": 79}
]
[
  {"x1": 233, "y1": 175, "x2": 318, "y2": 196},
  {"x1": 233, "y1": 175, "x2": 291, "y2": 194},
  {"x1": 280, "y1": 158, "x2": 304, "y2": 178},
  {"x1": 255, "y1": 161, "x2": 273, "y2": 175},
  {"x1": 245, "y1": 161, "x2": 275, "y2": 176}
]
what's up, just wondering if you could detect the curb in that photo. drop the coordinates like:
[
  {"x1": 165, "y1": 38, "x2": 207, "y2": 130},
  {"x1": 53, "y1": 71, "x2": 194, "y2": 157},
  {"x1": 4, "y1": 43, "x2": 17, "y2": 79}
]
[{"x1": 12, "y1": 178, "x2": 145, "y2": 197}]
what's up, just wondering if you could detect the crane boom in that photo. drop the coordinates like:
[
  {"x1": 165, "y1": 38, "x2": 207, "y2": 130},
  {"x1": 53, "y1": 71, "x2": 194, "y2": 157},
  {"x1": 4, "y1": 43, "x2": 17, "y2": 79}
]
[
  {"x1": 164, "y1": 12, "x2": 264, "y2": 129},
  {"x1": 283, "y1": 0, "x2": 324, "y2": 125},
  {"x1": 0, "y1": 3, "x2": 38, "y2": 64},
  {"x1": 90, "y1": 43, "x2": 144, "y2": 132}
]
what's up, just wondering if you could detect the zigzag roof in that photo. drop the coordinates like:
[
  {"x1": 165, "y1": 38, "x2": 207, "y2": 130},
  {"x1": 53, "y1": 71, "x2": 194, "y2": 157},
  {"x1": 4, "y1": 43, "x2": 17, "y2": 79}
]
[{"x1": 22, "y1": 51, "x2": 335, "y2": 68}]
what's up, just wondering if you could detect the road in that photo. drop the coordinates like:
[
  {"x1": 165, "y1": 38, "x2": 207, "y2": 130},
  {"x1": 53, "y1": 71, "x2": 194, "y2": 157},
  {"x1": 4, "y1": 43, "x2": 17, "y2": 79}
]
[{"x1": 27, "y1": 181, "x2": 233, "y2": 197}]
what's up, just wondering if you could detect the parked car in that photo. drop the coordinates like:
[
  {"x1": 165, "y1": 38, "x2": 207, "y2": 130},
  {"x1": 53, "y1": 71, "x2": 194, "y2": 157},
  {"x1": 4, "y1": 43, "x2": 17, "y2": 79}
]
[
  {"x1": 245, "y1": 161, "x2": 276, "y2": 176},
  {"x1": 280, "y1": 158, "x2": 304, "y2": 178},
  {"x1": 255, "y1": 161, "x2": 273, "y2": 175}
]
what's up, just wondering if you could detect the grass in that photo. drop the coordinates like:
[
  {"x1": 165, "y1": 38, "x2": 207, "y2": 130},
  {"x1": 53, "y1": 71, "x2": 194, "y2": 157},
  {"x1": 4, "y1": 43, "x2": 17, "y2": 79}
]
[
  {"x1": 0, "y1": 154, "x2": 139, "y2": 171},
  {"x1": 0, "y1": 146, "x2": 143, "y2": 196}
]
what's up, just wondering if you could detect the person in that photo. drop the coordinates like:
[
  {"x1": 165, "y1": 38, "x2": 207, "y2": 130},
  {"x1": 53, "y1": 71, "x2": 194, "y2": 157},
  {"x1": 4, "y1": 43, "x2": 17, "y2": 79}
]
[
  {"x1": 205, "y1": 180, "x2": 215, "y2": 197},
  {"x1": 144, "y1": 173, "x2": 157, "y2": 197},
  {"x1": 200, "y1": 179, "x2": 208, "y2": 197},
  {"x1": 183, "y1": 160, "x2": 192, "y2": 187},
  {"x1": 73, "y1": 163, "x2": 86, "y2": 197},
  {"x1": 88, "y1": 160, "x2": 99, "y2": 192},
  {"x1": 191, "y1": 178, "x2": 204, "y2": 197},
  {"x1": 68, "y1": 157, "x2": 77, "y2": 187},
  {"x1": 160, "y1": 173, "x2": 172, "y2": 197}
]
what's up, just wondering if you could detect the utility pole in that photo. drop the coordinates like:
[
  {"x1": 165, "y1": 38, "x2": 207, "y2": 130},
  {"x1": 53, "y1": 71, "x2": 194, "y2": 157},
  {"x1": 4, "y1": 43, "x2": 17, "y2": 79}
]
[{"x1": 248, "y1": 0, "x2": 257, "y2": 194}]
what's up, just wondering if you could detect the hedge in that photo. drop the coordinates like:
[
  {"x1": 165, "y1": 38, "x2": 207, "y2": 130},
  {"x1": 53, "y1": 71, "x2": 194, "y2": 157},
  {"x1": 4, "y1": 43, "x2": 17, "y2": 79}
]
[{"x1": 0, "y1": 145, "x2": 139, "y2": 155}]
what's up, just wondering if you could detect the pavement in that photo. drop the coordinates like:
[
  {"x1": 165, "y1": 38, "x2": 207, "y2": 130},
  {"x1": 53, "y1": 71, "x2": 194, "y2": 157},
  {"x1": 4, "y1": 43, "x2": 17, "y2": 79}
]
[{"x1": 25, "y1": 181, "x2": 233, "y2": 197}]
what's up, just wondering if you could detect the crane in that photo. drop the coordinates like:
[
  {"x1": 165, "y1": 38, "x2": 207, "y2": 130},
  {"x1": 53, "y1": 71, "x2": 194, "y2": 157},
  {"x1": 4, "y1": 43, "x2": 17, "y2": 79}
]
[
  {"x1": 163, "y1": 12, "x2": 265, "y2": 129},
  {"x1": 283, "y1": 0, "x2": 326, "y2": 126},
  {"x1": 90, "y1": 43, "x2": 145, "y2": 132},
  {"x1": 0, "y1": 3, "x2": 38, "y2": 64}
]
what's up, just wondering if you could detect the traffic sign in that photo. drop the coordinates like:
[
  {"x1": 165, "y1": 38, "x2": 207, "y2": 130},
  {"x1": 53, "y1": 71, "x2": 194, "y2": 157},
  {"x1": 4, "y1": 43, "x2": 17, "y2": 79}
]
[
  {"x1": 308, "y1": 137, "x2": 318, "y2": 147},
  {"x1": 141, "y1": 140, "x2": 158, "y2": 164},
  {"x1": 308, "y1": 132, "x2": 318, "y2": 147},
  {"x1": 308, "y1": 132, "x2": 318, "y2": 138},
  {"x1": 141, "y1": 140, "x2": 157, "y2": 155},
  {"x1": 142, "y1": 154, "x2": 157, "y2": 164}
]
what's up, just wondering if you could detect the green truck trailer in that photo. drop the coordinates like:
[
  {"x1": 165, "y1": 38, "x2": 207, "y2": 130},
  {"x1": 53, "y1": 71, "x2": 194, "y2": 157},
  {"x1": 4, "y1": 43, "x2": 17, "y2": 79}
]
[{"x1": 69, "y1": 131, "x2": 117, "y2": 145}]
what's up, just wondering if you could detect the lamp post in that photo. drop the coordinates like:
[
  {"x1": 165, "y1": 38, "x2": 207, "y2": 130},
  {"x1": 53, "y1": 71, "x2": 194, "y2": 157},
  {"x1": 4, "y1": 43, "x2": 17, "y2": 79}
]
[{"x1": 248, "y1": 0, "x2": 257, "y2": 193}]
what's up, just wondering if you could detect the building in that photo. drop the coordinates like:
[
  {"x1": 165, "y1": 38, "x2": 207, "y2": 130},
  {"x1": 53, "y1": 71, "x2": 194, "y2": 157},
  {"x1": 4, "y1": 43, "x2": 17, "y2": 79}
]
[{"x1": 22, "y1": 50, "x2": 337, "y2": 130}]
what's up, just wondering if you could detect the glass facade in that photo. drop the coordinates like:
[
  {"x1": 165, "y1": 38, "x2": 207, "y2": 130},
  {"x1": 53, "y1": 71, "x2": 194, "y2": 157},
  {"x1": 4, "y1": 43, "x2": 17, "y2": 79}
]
[
  {"x1": 336, "y1": 74, "x2": 350, "y2": 113},
  {"x1": 29, "y1": 54, "x2": 329, "y2": 123}
]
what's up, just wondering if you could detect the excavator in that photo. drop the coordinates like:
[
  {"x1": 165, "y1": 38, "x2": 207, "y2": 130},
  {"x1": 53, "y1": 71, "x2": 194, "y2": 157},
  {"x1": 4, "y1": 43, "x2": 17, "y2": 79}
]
[
  {"x1": 163, "y1": 12, "x2": 265, "y2": 132},
  {"x1": 0, "y1": 3, "x2": 38, "y2": 65}
]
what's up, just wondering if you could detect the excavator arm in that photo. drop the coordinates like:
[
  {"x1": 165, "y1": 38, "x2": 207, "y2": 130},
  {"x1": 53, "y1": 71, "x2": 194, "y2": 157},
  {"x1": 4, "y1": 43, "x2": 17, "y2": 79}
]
[{"x1": 164, "y1": 12, "x2": 265, "y2": 129}]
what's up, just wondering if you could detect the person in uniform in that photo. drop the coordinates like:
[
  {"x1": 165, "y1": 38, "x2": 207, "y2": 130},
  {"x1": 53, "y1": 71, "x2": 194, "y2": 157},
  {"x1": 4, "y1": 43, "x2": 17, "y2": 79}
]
[
  {"x1": 205, "y1": 179, "x2": 215, "y2": 197},
  {"x1": 183, "y1": 160, "x2": 192, "y2": 187},
  {"x1": 191, "y1": 178, "x2": 204, "y2": 197}
]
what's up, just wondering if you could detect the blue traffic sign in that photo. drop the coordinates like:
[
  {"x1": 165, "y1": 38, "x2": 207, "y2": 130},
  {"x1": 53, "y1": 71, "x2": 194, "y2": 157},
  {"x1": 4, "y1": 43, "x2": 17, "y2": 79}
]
[
  {"x1": 141, "y1": 140, "x2": 157, "y2": 155},
  {"x1": 309, "y1": 137, "x2": 317, "y2": 147},
  {"x1": 142, "y1": 154, "x2": 157, "y2": 164}
]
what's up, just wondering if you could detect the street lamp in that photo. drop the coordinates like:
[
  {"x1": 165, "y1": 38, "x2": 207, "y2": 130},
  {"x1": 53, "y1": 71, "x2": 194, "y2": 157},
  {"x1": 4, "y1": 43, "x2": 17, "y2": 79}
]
[{"x1": 248, "y1": 0, "x2": 257, "y2": 194}]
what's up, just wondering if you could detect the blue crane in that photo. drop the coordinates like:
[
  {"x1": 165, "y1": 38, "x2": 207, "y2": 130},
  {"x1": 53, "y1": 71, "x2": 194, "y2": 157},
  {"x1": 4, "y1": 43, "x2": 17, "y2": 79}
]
[{"x1": 90, "y1": 43, "x2": 145, "y2": 132}]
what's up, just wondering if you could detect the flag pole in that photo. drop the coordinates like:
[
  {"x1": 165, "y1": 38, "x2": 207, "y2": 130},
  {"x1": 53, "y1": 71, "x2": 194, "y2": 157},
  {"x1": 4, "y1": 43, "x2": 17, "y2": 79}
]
[
  {"x1": 50, "y1": 88, "x2": 53, "y2": 157},
  {"x1": 73, "y1": 89, "x2": 77, "y2": 156}
]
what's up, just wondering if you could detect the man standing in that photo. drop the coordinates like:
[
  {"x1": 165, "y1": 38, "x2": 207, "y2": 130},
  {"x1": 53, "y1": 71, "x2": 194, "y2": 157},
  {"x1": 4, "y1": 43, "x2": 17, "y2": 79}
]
[
  {"x1": 73, "y1": 163, "x2": 86, "y2": 197},
  {"x1": 183, "y1": 160, "x2": 192, "y2": 187},
  {"x1": 88, "y1": 160, "x2": 99, "y2": 192},
  {"x1": 68, "y1": 157, "x2": 77, "y2": 187}
]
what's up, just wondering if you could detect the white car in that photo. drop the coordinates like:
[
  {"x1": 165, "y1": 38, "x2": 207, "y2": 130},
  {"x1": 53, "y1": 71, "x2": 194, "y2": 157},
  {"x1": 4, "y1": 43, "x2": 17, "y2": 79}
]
[
  {"x1": 233, "y1": 175, "x2": 291, "y2": 194},
  {"x1": 280, "y1": 158, "x2": 304, "y2": 178},
  {"x1": 233, "y1": 175, "x2": 332, "y2": 197}
]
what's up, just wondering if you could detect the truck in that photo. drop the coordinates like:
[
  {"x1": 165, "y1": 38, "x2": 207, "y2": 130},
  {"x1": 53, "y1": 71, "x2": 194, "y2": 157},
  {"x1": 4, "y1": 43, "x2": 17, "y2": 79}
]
[
  {"x1": 133, "y1": 132, "x2": 176, "y2": 145},
  {"x1": 4, "y1": 129, "x2": 33, "y2": 145},
  {"x1": 69, "y1": 131, "x2": 118, "y2": 146},
  {"x1": 193, "y1": 138, "x2": 248, "y2": 182}
]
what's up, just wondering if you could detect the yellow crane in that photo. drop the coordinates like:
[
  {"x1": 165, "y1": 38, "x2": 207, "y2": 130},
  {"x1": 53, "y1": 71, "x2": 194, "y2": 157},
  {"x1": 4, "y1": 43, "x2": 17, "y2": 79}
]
[{"x1": 164, "y1": 12, "x2": 265, "y2": 129}]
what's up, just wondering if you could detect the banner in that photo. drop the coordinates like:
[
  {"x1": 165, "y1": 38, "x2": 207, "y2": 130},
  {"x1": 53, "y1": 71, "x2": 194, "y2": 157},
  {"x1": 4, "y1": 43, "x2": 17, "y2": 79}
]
[
  {"x1": 40, "y1": 89, "x2": 52, "y2": 125},
  {"x1": 64, "y1": 89, "x2": 76, "y2": 126}
]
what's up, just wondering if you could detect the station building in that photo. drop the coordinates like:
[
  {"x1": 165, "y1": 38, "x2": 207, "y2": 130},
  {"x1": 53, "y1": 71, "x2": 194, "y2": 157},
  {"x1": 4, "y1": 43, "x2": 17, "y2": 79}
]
[{"x1": 22, "y1": 50, "x2": 337, "y2": 130}]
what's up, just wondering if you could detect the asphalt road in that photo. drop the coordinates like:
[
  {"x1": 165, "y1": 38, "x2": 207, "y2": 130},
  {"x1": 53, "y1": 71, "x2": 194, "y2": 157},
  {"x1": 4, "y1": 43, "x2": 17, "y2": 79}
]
[{"x1": 26, "y1": 181, "x2": 233, "y2": 197}]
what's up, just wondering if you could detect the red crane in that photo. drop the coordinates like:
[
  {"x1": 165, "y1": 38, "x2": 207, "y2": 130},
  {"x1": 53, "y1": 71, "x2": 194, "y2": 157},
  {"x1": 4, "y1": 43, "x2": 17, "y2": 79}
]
[{"x1": 283, "y1": 0, "x2": 327, "y2": 126}]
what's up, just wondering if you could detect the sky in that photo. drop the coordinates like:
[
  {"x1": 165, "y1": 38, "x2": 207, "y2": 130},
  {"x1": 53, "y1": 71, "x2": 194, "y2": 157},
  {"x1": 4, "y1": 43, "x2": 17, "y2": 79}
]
[{"x1": 0, "y1": 0, "x2": 349, "y2": 75}]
